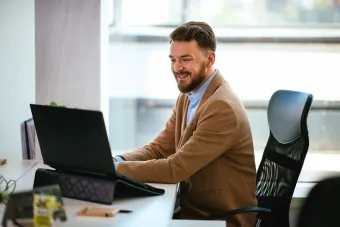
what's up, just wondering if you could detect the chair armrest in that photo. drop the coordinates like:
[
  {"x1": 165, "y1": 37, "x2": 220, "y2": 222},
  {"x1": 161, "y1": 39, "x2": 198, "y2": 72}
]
[{"x1": 208, "y1": 207, "x2": 271, "y2": 219}]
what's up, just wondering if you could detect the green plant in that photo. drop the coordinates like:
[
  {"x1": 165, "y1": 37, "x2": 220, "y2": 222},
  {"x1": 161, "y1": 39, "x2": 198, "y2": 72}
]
[
  {"x1": 0, "y1": 192, "x2": 8, "y2": 204},
  {"x1": 48, "y1": 102, "x2": 66, "y2": 108}
]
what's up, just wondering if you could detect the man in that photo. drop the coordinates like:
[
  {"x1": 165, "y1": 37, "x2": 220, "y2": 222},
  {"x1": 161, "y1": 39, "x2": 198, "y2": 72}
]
[{"x1": 113, "y1": 21, "x2": 257, "y2": 227}]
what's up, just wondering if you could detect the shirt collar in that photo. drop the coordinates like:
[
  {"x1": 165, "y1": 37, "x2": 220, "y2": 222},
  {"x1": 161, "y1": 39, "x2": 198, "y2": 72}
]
[{"x1": 187, "y1": 69, "x2": 218, "y2": 102}]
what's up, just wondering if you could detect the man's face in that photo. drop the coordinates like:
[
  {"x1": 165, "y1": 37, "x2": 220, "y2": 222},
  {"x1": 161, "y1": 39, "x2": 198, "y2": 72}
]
[{"x1": 169, "y1": 40, "x2": 209, "y2": 93}]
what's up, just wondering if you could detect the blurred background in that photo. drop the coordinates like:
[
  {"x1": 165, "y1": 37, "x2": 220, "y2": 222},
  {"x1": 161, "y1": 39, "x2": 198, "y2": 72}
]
[
  {"x1": 1, "y1": 0, "x2": 340, "y2": 155},
  {"x1": 1, "y1": 2, "x2": 339, "y2": 225},
  {"x1": 106, "y1": 0, "x2": 340, "y2": 153}
]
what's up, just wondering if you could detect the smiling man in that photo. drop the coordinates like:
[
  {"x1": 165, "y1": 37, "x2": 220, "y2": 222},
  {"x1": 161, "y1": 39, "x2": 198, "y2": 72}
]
[{"x1": 113, "y1": 22, "x2": 257, "y2": 227}]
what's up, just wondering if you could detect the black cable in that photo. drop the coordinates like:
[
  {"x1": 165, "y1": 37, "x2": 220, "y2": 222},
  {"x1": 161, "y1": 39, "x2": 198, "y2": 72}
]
[
  {"x1": 0, "y1": 176, "x2": 22, "y2": 227},
  {"x1": 0, "y1": 177, "x2": 17, "y2": 205}
]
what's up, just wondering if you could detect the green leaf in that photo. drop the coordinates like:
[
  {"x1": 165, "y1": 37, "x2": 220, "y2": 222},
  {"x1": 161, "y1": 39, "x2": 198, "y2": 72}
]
[
  {"x1": 48, "y1": 102, "x2": 66, "y2": 108},
  {"x1": 0, "y1": 192, "x2": 8, "y2": 204}
]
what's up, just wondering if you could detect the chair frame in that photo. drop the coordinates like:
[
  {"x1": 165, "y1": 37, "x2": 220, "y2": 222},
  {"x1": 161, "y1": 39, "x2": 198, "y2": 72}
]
[{"x1": 207, "y1": 89, "x2": 313, "y2": 227}]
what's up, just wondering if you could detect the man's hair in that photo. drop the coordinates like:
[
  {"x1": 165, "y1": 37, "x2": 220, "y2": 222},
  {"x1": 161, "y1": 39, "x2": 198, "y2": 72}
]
[{"x1": 169, "y1": 21, "x2": 216, "y2": 52}]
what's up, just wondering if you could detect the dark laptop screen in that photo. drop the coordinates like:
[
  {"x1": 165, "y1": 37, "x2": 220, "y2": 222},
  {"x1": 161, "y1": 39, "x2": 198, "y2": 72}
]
[{"x1": 30, "y1": 104, "x2": 115, "y2": 176}]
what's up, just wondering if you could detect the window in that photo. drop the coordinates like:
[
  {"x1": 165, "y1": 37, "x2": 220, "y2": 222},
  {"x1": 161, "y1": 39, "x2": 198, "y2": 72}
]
[
  {"x1": 110, "y1": 0, "x2": 340, "y2": 40},
  {"x1": 120, "y1": 0, "x2": 183, "y2": 27},
  {"x1": 187, "y1": 0, "x2": 340, "y2": 27},
  {"x1": 107, "y1": 0, "x2": 340, "y2": 155}
]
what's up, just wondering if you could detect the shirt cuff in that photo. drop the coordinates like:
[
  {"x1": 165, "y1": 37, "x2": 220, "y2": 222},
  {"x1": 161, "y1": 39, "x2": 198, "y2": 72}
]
[
  {"x1": 114, "y1": 161, "x2": 120, "y2": 170},
  {"x1": 114, "y1": 156, "x2": 125, "y2": 162}
]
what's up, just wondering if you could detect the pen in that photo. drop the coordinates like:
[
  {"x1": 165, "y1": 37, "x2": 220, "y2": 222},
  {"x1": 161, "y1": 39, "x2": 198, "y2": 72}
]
[
  {"x1": 119, "y1": 209, "x2": 132, "y2": 213},
  {"x1": 77, "y1": 207, "x2": 132, "y2": 218}
]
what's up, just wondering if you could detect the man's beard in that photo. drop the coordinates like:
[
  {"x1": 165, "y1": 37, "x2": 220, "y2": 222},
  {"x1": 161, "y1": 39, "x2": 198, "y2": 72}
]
[
  {"x1": 177, "y1": 74, "x2": 204, "y2": 93},
  {"x1": 176, "y1": 65, "x2": 206, "y2": 93}
]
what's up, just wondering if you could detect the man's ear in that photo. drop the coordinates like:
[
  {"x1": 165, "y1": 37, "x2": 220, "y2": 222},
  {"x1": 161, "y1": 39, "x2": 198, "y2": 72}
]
[{"x1": 207, "y1": 51, "x2": 215, "y2": 67}]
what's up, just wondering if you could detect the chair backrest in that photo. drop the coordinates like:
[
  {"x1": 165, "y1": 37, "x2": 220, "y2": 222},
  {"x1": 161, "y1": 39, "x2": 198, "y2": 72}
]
[
  {"x1": 255, "y1": 89, "x2": 313, "y2": 227},
  {"x1": 296, "y1": 176, "x2": 340, "y2": 227}
]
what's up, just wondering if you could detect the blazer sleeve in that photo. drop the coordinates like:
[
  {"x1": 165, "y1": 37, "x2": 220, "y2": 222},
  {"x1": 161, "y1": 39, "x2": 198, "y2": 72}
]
[
  {"x1": 117, "y1": 105, "x2": 177, "y2": 162},
  {"x1": 117, "y1": 100, "x2": 238, "y2": 183}
]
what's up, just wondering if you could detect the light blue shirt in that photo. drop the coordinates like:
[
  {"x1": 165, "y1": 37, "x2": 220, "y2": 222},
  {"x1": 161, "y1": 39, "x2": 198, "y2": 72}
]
[
  {"x1": 186, "y1": 69, "x2": 217, "y2": 126},
  {"x1": 114, "y1": 156, "x2": 124, "y2": 169},
  {"x1": 113, "y1": 69, "x2": 218, "y2": 169}
]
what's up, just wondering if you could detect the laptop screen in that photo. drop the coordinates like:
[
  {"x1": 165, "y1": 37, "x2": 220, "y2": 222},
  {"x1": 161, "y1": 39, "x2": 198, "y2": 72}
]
[{"x1": 30, "y1": 104, "x2": 115, "y2": 176}]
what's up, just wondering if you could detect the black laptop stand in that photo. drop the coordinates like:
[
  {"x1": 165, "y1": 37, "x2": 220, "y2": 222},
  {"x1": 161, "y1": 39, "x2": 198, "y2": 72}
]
[{"x1": 33, "y1": 168, "x2": 165, "y2": 205}]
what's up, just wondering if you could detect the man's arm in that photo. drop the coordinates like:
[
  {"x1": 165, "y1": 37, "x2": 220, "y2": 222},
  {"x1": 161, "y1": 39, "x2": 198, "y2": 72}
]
[
  {"x1": 115, "y1": 104, "x2": 177, "y2": 162},
  {"x1": 116, "y1": 100, "x2": 238, "y2": 183}
]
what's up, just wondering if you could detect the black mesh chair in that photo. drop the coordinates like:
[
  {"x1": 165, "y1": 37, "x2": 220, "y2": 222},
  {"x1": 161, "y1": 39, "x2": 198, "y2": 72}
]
[
  {"x1": 296, "y1": 176, "x2": 340, "y2": 227},
  {"x1": 209, "y1": 89, "x2": 313, "y2": 227}
]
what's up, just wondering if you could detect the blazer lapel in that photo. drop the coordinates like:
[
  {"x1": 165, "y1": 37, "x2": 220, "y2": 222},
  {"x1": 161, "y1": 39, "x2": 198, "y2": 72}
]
[
  {"x1": 181, "y1": 95, "x2": 189, "y2": 133},
  {"x1": 196, "y1": 70, "x2": 226, "y2": 110},
  {"x1": 179, "y1": 70, "x2": 226, "y2": 133}
]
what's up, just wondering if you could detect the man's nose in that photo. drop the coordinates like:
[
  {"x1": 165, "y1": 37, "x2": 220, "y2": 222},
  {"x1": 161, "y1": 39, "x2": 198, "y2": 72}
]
[{"x1": 173, "y1": 61, "x2": 184, "y2": 72}]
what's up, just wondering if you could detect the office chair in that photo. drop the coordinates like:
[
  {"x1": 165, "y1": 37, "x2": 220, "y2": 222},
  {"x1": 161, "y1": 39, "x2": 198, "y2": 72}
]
[
  {"x1": 208, "y1": 89, "x2": 313, "y2": 227},
  {"x1": 296, "y1": 176, "x2": 340, "y2": 227}
]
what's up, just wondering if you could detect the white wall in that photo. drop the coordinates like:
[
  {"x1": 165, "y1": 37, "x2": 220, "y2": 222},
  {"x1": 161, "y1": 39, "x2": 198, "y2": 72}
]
[
  {"x1": 0, "y1": 0, "x2": 109, "y2": 156},
  {"x1": 35, "y1": 0, "x2": 102, "y2": 110},
  {"x1": 34, "y1": 0, "x2": 110, "y2": 157},
  {"x1": 0, "y1": 0, "x2": 35, "y2": 154}
]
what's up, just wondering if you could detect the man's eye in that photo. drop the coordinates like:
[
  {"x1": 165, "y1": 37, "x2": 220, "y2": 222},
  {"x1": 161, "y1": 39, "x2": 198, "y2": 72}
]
[
  {"x1": 171, "y1": 59, "x2": 175, "y2": 63},
  {"x1": 183, "y1": 59, "x2": 191, "y2": 62}
]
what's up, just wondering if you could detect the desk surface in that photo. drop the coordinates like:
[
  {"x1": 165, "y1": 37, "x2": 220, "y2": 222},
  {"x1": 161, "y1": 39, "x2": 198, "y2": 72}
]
[
  {"x1": 170, "y1": 220, "x2": 225, "y2": 227},
  {"x1": 3, "y1": 151, "x2": 340, "y2": 227},
  {"x1": 0, "y1": 152, "x2": 38, "y2": 181},
  {"x1": 5, "y1": 162, "x2": 180, "y2": 227},
  {"x1": 0, "y1": 153, "x2": 38, "y2": 214}
]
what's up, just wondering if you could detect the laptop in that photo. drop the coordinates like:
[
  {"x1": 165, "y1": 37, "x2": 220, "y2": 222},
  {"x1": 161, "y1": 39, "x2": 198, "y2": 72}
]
[{"x1": 29, "y1": 104, "x2": 164, "y2": 200}]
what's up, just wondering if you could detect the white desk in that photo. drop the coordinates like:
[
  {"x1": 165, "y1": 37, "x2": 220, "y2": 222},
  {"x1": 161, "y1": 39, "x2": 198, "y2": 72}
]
[
  {"x1": 5, "y1": 152, "x2": 340, "y2": 227},
  {"x1": 3, "y1": 162, "x2": 183, "y2": 227},
  {"x1": 0, "y1": 152, "x2": 38, "y2": 182},
  {"x1": 0, "y1": 153, "x2": 38, "y2": 215},
  {"x1": 170, "y1": 220, "x2": 225, "y2": 227},
  {"x1": 0, "y1": 152, "x2": 38, "y2": 214},
  {"x1": 1, "y1": 161, "x2": 225, "y2": 227}
]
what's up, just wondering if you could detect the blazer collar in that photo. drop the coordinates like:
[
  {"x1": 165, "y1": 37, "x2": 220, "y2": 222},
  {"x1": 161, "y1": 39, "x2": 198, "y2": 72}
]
[
  {"x1": 196, "y1": 70, "x2": 226, "y2": 110},
  {"x1": 181, "y1": 70, "x2": 226, "y2": 132}
]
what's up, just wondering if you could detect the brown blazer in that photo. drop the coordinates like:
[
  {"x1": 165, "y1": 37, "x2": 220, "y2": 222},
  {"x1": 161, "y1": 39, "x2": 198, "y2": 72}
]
[{"x1": 117, "y1": 71, "x2": 258, "y2": 227}]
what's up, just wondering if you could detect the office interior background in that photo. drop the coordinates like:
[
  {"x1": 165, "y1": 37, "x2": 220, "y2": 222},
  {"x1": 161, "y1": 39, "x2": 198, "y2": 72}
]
[
  {"x1": 108, "y1": 0, "x2": 340, "y2": 153},
  {"x1": 1, "y1": 0, "x2": 340, "y2": 157}
]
